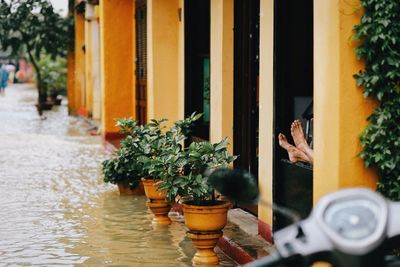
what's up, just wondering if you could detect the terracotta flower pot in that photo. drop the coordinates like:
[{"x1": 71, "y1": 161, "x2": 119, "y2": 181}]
[
  {"x1": 117, "y1": 181, "x2": 145, "y2": 196},
  {"x1": 141, "y1": 178, "x2": 171, "y2": 225},
  {"x1": 182, "y1": 200, "x2": 230, "y2": 265},
  {"x1": 141, "y1": 178, "x2": 168, "y2": 201}
]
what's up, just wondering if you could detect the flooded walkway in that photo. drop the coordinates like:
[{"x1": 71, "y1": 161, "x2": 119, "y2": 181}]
[{"x1": 0, "y1": 84, "x2": 235, "y2": 266}]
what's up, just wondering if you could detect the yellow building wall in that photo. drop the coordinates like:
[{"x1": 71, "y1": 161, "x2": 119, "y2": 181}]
[
  {"x1": 147, "y1": 0, "x2": 181, "y2": 125},
  {"x1": 210, "y1": 0, "x2": 234, "y2": 153},
  {"x1": 84, "y1": 19, "x2": 93, "y2": 116},
  {"x1": 91, "y1": 19, "x2": 102, "y2": 120},
  {"x1": 74, "y1": 12, "x2": 85, "y2": 112},
  {"x1": 99, "y1": 0, "x2": 135, "y2": 137},
  {"x1": 67, "y1": 49, "x2": 75, "y2": 114},
  {"x1": 313, "y1": 0, "x2": 378, "y2": 202},
  {"x1": 258, "y1": 0, "x2": 274, "y2": 226},
  {"x1": 257, "y1": 0, "x2": 378, "y2": 227}
]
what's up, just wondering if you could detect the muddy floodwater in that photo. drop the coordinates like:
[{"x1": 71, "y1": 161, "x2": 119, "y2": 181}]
[{"x1": 0, "y1": 85, "x2": 235, "y2": 266}]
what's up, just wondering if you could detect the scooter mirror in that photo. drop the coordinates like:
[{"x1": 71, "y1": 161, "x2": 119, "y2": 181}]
[{"x1": 207, "y1": 168, "x2": 259, "y2": 204}]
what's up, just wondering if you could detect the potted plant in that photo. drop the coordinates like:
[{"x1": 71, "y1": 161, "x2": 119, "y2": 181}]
[
  {"x1": 101, "y1": 118, "x2": 148, "y2": 195},
  {"x1": 36, "y1": 54, "x2": 67, "y2": 110},
  {"x1": 102, "y1": 147, "x2": 144, "y2": 195},
  {"x1": 158, "y1": 137, "x2": 236, "y2": 265},
  {"x1": 139, "y1": 113, "x2": 202, "y2": 224}
]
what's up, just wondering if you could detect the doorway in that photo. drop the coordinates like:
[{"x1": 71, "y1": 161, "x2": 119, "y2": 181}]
[
  {"x1": 184, "y1": 0, "x2": 210, "y2": 141},
  {"x1": 135, "y1": 0, "x2": 147, "y2": 125},
  {"x1": 273, "y1": 0, "x2": 314, "y2": 230},
  {"x1": 233, "y1": 0, "x2": 260, "y2": 215}
]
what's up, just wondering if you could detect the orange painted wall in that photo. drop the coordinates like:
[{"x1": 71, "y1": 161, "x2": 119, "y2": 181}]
[
  {"x1": 84, "y1": 20, "x2": 94, "y2": 116},
  {"x1": 210, "y1": 0, "x2": 234, "y2": 154},
  {"x1": 313, "y1": 0, "x2": 378, "y2": 202},
  {"x1": 147, "y1": 0, "x2": 181, "y2": 125},
  {"x1": 257, "y1": 0, "x2": 378, "y2": 228},
  {"x1": 74, "y1": 12, "x2": 85, "y2": 112},
  {"x1": 99, "y1": 0, "x2": 135, "y2": 136},
  {"x1": 258, "y1": 0, "x2": 274, "y2": 226}
]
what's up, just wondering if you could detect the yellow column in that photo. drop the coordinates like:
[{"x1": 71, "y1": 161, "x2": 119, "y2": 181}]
[
  {"x1": 210, "y1": 0, "x2": 234, "y2": 153},
  {"x1": 84, "y1": 17, "x2": 93, "y2": 116},
  {"x1": 74, "y1": 11, "x2": 85, "y2": 113},
  {"x1": 313, "y1": 0, "x2": 378, "y2": 202},
  {"x1": 100, "y1": 0, "x2": 135, "y2": 140},
  {"x1": 67, "y1": 49, "x2": 75, "y2": 114},
  {"x1": 258, "y1": 0, "x2": 274, "y2": 227},
  {"x1": 147, "y1": 0, "x2": 181, "y2": 124},
  {"x1": 91, "y1": 17, "x2": 101, "y2": 120}
]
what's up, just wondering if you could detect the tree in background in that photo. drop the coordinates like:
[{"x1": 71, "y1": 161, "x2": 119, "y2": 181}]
[{"x1": 0, "y1": 0, "x2": 70, "y2": 104}]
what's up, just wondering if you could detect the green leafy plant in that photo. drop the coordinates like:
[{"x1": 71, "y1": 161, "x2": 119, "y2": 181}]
[
  {"x1": 102, "y1": 118, "x2": 167, "y2": 189},
  {"x1": 139, "y1": 113, "x2": 202, "y2": 180},
  {"x1": 0, "y1": 0, "x2": 70, "y2": 103},
  {"x1": 159, "y1": 137, "x2": 237, "y2": 205},
  {"x1": 102, "y1": 145, "x2": 142, "y2": 190},
  {"x1": 37, "y1": 54, "x2": 67, "y2": 97},
  {"x1": 353, "y1": 0, "x2": 400, "y2": 200}
]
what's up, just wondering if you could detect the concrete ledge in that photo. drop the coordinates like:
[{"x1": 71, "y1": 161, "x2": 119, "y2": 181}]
[
  {"x1": 218, "y1": 235, "x2": 254, "y2": 265},
  {"x1": 218, "y1": 209, "x2": 274, "y2": 265}
]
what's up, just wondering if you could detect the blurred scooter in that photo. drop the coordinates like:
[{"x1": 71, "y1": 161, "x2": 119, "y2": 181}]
[{"x1": 208, "y1": 168, "x2": 400, "y2": 267}]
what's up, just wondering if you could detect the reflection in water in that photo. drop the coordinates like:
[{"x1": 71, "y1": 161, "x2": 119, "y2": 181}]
[{"x1": 0, "y1": 85, "x2": 235, "y2": 266}]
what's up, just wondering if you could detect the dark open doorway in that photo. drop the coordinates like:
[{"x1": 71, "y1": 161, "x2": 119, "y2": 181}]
[
  {"x1": 135, "y1": 0, "x2": 147, "y2": 125},
  {"x1": 273, "y1": 0, "x2": 314, "y2": 230},
  {"x1": 184, "y1": 0, "x2": 210, "y2": 141},
  {"x1": 233, "y1": 0, "x2": 260, "y2": 215}
]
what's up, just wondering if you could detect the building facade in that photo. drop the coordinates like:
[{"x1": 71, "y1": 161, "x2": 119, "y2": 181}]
[{"x1": 68, "y1": 0, "x2": 378, "y2": 240}]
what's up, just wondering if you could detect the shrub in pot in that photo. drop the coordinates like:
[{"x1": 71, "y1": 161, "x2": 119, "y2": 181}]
[
  {"x1": 139, "y1": 113, "x2": 202, "y2": 224},
  {"x1": 102, "y1": 147, "x2": 144, "y2": 195},
  {"x1": 158, "y1": 137, "x2": 236, "y2": 265},
  {"x1": 37, "y1": 54, "x2": 67, "y2": 106},
  {"x1": 101, "y1": 118, "x2": 152, "y2": 195}
]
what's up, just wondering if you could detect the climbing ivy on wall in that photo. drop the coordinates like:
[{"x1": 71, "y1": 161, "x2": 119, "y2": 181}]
[{"x1": 353, "y1": 0, "x2": 400, "y2": 200}]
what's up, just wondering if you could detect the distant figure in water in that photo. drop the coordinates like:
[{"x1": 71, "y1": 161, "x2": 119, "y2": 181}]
[
  {"x1": 0, "y1": 64, "x2": 9, "y2": 95},
  {"x1": 278, "y1": 120, "x2": 314, "y2": 164}
]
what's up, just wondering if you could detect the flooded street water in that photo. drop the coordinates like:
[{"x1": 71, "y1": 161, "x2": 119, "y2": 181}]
[{"x1": 0, "y1": 84, "x2": 235, "y2": 267}]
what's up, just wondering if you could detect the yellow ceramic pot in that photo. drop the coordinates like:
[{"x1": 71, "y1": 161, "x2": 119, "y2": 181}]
[
  {"x1": 141, "y1": 178, "x2": 167, "y2": 202},
  {"x1": 141, "y1": 178, "x2": 171, "y2": 225},
  {"x1": 182, "y1": 201, "x2": 230, "y2": 265},
  {"x1": 117, "y1": 181, "x2": 145, "y2": 195},
  {"x1": 182, "y1": 200, "x2": 230, "y2": 232}
]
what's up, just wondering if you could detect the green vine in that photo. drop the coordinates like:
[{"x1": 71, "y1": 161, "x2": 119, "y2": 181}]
[{"x1": 353, "y1": 0, "x2": 400, "y2": 200}]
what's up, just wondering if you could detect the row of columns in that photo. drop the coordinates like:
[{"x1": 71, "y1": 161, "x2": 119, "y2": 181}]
[{"x1": 68, "y1": 0, "x2": 378, "y2": 232}]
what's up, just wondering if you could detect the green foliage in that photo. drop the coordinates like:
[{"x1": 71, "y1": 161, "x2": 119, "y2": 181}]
[
  {"x1": 354, "y1": 0, "x2": 400, "y2": 200},
  {"x1": 0, "y1": 0, "x2": 70, "y2": 100},
  {"x1": 139, "y1": 113, "x2": 202, "y2": 180},
  {"x1": 158, "y1": 137, "x2": 237, "y2": 205},
  {"x1": 102, "y1": 146, "x2": 142, "y2": 190},
  {"x1": 102, "y1": 112, "x2": 237, "y2": 203},
  {"x1": 37, "y1": 54, "x2": 67, "y2": 96},
  {"x1": 102, "y1": 118, "x2": 166, "y2": 189}
]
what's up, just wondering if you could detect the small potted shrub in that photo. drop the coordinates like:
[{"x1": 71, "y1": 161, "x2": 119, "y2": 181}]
[
  {"x1": 158, "y1": 137, "x2": 236, "y2": 265},
  {"x1": 37, "y1": 54, "x2": 67, "y2": 108},
  {"x1": 102, "y1": 146, "x2": 144, "y2": 195},
  {"x1": 139, "y1": 113, "x2": 202, "y2": 224},
  {"x1": 101, "y1": 118, "x2": 149, "y2": 195}
]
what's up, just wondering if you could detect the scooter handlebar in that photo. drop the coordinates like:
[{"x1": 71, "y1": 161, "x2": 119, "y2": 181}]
[{"x1": 243, "y1": 189, "x2": 400, "y2": 267}]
